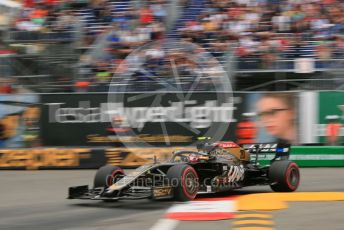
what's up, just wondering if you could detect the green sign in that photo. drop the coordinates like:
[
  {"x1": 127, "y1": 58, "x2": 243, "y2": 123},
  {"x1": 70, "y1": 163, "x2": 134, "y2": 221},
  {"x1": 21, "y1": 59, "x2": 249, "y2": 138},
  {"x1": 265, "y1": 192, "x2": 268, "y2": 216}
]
[{"x1": 317, "y1": 92, "x2": 344, "y2": 143}]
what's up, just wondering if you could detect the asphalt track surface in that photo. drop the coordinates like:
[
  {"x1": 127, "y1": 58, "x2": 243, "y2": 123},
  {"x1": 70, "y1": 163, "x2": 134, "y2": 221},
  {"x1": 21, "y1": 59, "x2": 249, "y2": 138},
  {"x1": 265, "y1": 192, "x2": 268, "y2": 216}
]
[{"x1": 0, "y1": 168, "x2": 343, "y2": 230}]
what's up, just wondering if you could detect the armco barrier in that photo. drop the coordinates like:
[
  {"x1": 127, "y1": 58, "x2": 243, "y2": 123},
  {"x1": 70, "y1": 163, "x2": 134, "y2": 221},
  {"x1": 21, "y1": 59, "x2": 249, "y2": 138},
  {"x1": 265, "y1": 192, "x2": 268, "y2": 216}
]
[
  {"x1": 291, "y1": 146, "x2": 344, "y2": 167},
  {"x1": 0, "y1": 147, "x2": 194, "y2": 170},
  {"x1": 0, "y1": 148, "x2": 106, "y2": 170},
  {"x1": 0, "y1": 146, "x2": 343, "y2": 170}
]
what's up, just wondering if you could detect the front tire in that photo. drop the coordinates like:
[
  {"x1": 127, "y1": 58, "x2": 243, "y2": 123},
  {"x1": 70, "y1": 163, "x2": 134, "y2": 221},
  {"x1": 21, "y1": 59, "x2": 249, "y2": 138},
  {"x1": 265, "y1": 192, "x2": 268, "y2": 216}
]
[
  {"x1": 167, "y1": 164, "x2": 199, "y2": 201},
  {"x1": 94, "y1": 165, "x2": 124, "y2": 188},
  {"x1": 269, "y1": 161, "x2": 300, "y2": 192}
]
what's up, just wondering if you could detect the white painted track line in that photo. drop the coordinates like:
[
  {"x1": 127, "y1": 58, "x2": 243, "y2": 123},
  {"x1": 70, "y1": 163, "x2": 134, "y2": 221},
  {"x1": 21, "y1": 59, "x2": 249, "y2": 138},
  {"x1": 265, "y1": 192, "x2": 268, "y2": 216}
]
[{"x1": 149, "y1": 219, "x2": 179, "y2": 230}]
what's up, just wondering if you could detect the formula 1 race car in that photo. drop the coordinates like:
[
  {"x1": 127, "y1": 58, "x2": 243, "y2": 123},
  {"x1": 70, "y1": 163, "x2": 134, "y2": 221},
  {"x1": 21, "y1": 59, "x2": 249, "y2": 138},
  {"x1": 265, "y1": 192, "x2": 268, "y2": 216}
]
[{"x1": 68, "y1": 139, "x2": 300, "y2": 201}]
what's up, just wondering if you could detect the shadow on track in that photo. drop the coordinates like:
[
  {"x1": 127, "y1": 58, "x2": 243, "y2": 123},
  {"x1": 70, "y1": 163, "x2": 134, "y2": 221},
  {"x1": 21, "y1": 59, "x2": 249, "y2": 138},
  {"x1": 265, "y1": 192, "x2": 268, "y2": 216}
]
[
  {"x1": 69, "y1": 188, "x2": 271, "y2": 210},
  {"x1": 69, "y1": 199, "x2": 175, "y2": 210}
]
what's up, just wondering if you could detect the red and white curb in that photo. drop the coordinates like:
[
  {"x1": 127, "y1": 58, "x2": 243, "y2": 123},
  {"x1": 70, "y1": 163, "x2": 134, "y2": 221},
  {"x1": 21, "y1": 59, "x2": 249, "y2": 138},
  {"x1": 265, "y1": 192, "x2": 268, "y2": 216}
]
[
  {"x1": 150, "y1": 197, "x2": 237, "y2": 230},
  {"x1": 165, "y1": 200, "x2": 236, "y2": 221}
]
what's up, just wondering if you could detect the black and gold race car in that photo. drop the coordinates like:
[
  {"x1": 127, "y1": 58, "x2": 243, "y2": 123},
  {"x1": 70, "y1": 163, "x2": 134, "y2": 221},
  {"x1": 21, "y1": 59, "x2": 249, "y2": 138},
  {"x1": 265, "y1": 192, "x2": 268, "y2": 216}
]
[{"x1": 68, "y1": 139, "x2": 300, "y2": 201}]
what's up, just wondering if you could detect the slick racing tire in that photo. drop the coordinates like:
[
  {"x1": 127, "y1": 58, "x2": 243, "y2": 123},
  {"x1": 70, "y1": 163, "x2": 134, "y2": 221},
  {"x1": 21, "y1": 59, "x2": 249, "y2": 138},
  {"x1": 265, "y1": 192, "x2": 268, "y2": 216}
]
[
  {"x1": 94, "y1": 165, "x2": 124, "y2": 188},
  {"x1": 269, "y1": 161, "x2": 300, "y2": 192},
  {"x1": 167, "y1": 164, "x2": 199, "y2": 201}
]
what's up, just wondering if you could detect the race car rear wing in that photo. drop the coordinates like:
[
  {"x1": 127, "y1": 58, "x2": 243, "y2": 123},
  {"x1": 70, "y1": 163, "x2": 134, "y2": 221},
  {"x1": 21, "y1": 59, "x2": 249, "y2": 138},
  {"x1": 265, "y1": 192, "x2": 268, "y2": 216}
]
[{"x1": 242, "y1": 143, "x2": 291, "y2": 164}]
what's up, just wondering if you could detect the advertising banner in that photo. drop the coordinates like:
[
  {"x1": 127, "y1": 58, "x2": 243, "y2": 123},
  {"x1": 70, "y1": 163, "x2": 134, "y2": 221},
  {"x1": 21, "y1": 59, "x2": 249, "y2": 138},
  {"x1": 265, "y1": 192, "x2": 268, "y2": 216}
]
[
  {"x1": 316, "y1": 91, "x2": 344, "y2": 144},
  {"x1": 0, "y1": 147, "x2": 194, "y2": 170},
  {"x1": 237, "y1": 92, "x2": 299, "y2": 145},
  {"x1": 0, "y1": 148, "x2": 105, "y2": 170},
  {"x1": 40, "y1": 92, "x2": 240, "y2": 147},
  {"x1": 1, "y1": 146, "x2": 343, "y2": 170},
  {"x1": 40, "y1": 92, "x2": 302, "y2": 147},
  {"x1": 0, "y1": 94, "x2": 40, "y2": 148}
]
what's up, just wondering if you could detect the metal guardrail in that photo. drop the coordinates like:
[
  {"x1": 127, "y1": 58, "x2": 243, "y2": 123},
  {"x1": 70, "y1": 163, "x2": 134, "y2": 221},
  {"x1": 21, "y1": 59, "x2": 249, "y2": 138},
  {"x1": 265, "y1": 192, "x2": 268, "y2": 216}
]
[
  {"x1": 6, "y1": 30, "x2": 77, "y2": 43},
  {"x1": 242, "y1": 78, "x2": 344, "y2": 91},
  {"x1": 232, "y1": 58, "x2": 344, "y2": 73}
]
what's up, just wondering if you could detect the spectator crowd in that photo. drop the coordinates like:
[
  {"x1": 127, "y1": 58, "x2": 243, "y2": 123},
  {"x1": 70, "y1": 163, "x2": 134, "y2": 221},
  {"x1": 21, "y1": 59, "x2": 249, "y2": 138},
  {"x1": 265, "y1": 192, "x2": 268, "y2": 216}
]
[
  {"x1": 1, "y1": 0, "x2": 343, "y2": 92},
  {"x1": 178, "y1": 0, "x2": 344, "y2": 69}
]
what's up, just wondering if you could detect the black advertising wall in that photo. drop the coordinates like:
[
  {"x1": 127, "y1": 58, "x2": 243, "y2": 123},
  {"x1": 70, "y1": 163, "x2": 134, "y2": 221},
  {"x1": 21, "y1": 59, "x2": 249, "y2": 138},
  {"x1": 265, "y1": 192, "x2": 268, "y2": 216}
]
[
  {"x1": 40, "y1": 92, "x2": 242, "y2": 147},
  {"x1": 40, "y1": 92, "x2": 298, "y2": 147}
]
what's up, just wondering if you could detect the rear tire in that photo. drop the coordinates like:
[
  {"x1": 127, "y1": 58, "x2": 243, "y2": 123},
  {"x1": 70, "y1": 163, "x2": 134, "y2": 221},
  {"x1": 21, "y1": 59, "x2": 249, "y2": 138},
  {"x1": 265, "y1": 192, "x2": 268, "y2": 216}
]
[
  {"x1": 269, "y1": 161, "x2": 300, "y2": 192},
  {"x1": 167, "y1": 164, "x2": 199, "y2": 201},
  {"x1": 94, "y1": 165, "x2": 124, "y2": 188}
]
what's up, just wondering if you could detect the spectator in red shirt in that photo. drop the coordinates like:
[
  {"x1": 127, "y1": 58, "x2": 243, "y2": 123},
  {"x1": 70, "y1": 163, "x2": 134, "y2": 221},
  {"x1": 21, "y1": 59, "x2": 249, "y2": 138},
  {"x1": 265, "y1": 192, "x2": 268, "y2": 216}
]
[
  {"x1": 140, "y1": 6, "x2": 153, "y2": 24},
  {"x1": 24, "y1": 0, "x2": 34, "y2": 8},
  {"x1": 0, "y1": 80, "x2": 12, "y2": 94}
]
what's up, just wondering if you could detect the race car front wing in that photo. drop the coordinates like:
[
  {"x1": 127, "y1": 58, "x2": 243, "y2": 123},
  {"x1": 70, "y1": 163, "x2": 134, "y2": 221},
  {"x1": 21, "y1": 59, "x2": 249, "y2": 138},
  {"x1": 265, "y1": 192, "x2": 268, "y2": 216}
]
[{"x1": 68, "y1": 185, "x2": 174, "y2": 201}]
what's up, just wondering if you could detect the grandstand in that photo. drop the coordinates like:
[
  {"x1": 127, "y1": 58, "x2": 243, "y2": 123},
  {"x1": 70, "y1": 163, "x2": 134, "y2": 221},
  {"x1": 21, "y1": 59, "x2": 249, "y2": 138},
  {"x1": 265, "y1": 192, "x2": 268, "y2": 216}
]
[{"x1": 0, "y1": 0, "x2": 343, "y2": 93}]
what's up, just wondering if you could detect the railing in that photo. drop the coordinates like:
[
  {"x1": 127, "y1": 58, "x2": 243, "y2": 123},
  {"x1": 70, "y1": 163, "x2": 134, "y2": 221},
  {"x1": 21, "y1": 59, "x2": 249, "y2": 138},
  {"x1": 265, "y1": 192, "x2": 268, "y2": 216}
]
[
  {"x1": 6, "y1": 30, "x2": 78, "y2": 43},
  {"x1": 233, "y1": 58, "x2": 344, "y2": 73},
  {"x1": 242, "y1": 78, "x2": 344, "y2": 91}
]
